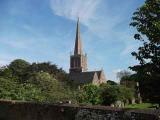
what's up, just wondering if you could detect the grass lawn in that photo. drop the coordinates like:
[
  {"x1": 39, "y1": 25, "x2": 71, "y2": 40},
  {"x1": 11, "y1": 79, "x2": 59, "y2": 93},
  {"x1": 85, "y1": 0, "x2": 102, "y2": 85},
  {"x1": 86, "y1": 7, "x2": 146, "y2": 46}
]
[{"x1": 125, "y1": 103, "x2": 158, "y2": 109}]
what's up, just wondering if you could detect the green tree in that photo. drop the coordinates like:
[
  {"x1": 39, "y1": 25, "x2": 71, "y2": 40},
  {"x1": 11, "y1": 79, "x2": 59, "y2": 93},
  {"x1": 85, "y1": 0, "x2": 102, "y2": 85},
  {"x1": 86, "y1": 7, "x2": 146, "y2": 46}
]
[
  {"x1": 116, "y1": 70, "x2": 136, "y2": 89},
  {"x1": 28, "y1": 62, "x2": 68, "y2": 82},
  {"x1": 107, "y1": 80, "x2": 118, "y2": 85},
  {"x1": 0, "y1": 77, "x2": 44, "y2": 101},
  {"x1": 0, "y1": 66, "x2": 12, "y2": 78},
  {"x1": 28, "y1": 72, "x2": 75, "y2": 102},
  {"x1": 119, "y1": 86, "x2": 134, "y2": 104},
  {"x1": 77, "y1": 84, "x2": 101, "y2": 105},
  {"x1": 0, "y1": 60, "x2": 75, "y2": 103},
  {"x1": 1, "y1": 60, "x2": 70, "y2": 85},
  {"x1": 0, "y1": 77, "x2": 17, "y2": 100},
  {"x1": 8, "y1": 59, "x2": 30, "y2": 81},
  {"x1": 120, "y1": 75, "x2": 136, "y2": 90},
  {"x1": 100, "y1": 84, "x2": 134, "y2": 105},
  {"x1": 100, "y1": 85, "x2": 120, "y2": 105},
  {"x1": 130, "y1": 0, "x2": 160, "y2": 104}
]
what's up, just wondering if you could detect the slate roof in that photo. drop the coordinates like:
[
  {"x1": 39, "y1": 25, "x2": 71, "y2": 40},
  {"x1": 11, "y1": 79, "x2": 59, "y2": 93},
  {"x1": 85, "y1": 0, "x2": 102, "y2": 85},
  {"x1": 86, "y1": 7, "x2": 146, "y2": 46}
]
[{"x1": 69, "y1": 71, "x2": 102, "y2": 85}]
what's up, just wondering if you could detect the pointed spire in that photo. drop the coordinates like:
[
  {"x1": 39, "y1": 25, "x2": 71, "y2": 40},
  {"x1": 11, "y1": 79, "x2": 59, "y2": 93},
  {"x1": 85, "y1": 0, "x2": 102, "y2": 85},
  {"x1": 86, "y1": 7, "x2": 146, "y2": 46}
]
[{"x1": 74, "y1": 18, "x2": 83, "y2": 55}]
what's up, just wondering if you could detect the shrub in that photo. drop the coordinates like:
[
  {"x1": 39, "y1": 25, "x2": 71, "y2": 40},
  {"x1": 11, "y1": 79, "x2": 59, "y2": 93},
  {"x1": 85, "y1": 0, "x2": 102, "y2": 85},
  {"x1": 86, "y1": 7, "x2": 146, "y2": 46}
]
[{"x1": 77, "y1": 84, "x2": 101, "y2": 105}]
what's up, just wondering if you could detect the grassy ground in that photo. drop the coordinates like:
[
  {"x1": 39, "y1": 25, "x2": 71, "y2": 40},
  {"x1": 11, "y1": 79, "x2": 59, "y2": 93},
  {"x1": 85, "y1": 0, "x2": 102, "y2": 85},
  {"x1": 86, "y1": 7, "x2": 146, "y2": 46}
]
[{"x1": 125, "y1": 103, "x2": 158, "y2": 109}]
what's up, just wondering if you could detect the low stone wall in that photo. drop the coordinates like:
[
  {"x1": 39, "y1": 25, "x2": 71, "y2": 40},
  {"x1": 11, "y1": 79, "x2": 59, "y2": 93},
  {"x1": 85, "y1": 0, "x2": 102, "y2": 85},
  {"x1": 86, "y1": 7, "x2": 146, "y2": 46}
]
[{"x1": 0, "y1": 100, "x2": 159, "y2": 120}]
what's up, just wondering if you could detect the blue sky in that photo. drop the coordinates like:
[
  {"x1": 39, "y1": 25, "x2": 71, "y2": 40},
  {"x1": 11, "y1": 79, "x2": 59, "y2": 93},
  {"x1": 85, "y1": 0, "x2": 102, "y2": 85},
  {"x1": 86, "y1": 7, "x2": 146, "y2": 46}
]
[{"x1": 0, "y1": 0, "x2": 145, "y2": 81}]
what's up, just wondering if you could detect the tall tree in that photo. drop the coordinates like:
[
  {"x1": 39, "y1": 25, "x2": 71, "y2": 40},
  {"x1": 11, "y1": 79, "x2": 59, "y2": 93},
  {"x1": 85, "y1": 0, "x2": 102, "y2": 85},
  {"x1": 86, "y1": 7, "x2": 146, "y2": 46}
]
[
  {"x1": 77, "y1": 84, "x2": 101, "y2": 105},
  {"x1": 130, "y1": 0, "x2": 160, "y2": 104},
  {"x1": 27, "y1": 62, "x2": 68, "y2": 82},
  {"x1": 8, "y1": 59, "x2": 30, "y2": 81}
]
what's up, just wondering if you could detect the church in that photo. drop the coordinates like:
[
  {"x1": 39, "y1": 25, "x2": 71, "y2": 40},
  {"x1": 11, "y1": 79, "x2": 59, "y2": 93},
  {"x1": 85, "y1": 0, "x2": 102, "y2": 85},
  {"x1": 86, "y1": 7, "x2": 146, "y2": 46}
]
[{"x1": 69, "y1": 19, "x2": 107, "y2": 86}]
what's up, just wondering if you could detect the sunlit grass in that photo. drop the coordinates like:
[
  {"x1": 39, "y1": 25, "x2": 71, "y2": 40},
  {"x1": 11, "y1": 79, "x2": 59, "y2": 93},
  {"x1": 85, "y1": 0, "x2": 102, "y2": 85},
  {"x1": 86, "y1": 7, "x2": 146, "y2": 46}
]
[{"x1": 125, "y1": 103, "x2": 158, "y2": 109}]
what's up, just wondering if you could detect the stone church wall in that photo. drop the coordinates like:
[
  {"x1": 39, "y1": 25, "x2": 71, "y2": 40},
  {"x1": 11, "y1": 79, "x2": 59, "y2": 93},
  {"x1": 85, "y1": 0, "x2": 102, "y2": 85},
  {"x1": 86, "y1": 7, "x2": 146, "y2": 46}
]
[{"x1": 0, "y1": 100, "x2": 159, "y2": 120}]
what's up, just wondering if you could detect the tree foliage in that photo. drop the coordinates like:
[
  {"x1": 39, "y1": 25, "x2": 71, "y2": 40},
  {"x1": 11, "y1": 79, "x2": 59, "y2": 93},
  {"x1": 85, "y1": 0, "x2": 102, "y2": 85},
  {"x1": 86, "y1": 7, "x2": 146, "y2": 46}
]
[
  {"x1": 0, "y1": 59, "x2": 74, "y2": 103},
  {"x1": 27, "y1": 62, "x2": 68, "y2": 82},
  {"x1": 0, "y1": 77, "x2": 43, "y2": 101},
  {"x1": 100, "y1": 84, "x2": 134, "y2": 105},
  {"x1": 77, "y1": 83, "x2": 134, "y2": 106},
  {"x1": 107, "y1": 80, "x2": 118, "y2": 85},
  {"x1": 116, "y1": 70, "x2": 136, "y2": 89},
  {"x1": 0, "y1": 59, "x2": 135, "y2": 105},
  {"x1": 28, "y1": 72, "x2": 75, "y2": 102},
  {"x1": 77, "y1": 84, "x2": 101, "y2": 105},
  {"x1": 130, "y1": 0, "x2": 160, "y2": 104},
  {"x1": 130, "y1": 0, "x2": 160, "y2": 43},
  {"x1": 9, "y1": 59, "x2": 30, "y2": 80}
]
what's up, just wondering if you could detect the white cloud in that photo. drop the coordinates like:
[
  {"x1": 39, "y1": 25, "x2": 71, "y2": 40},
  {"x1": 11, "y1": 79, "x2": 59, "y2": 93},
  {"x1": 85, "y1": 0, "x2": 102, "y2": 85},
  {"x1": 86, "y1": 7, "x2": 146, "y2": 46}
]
[
  {"x1": 49, "y1": 0, "x2": 134, "y2": 40},
  {"x1": 50, "y1": 0, "x2": 101, "y2": 23},
  {"x1": 49, "y1": 0, "x2": 117, "y2": 37}
]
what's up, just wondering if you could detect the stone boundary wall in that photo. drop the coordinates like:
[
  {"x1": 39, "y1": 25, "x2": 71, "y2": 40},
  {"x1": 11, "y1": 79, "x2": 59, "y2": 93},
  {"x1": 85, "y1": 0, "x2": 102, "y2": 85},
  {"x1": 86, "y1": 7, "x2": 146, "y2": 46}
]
[{"x1": 0, "y1": 100, "x2": 159, "y2": 120}]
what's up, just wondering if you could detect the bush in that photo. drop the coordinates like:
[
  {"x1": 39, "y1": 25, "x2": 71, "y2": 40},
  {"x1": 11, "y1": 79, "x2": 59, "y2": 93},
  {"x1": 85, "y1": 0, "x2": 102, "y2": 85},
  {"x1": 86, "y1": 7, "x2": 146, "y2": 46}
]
[
  {"x1": 100, "y1": 84, "x2": 134, "y2": 105},
  {"x1": 0, "y1": 72, "x2": 76, "y2": 103},
  {"x1": 0, "y1": 59, "x2": 75, "y2": 103},
  {"x1": 0, "y1": 77, "x2": 43, "y2": 101},
  {"x1": 77, "y1": 84, "x2": 101, "y2": 105},
  {"x1": 28, "y1": 72, "x2": 75, "y2": 102}
]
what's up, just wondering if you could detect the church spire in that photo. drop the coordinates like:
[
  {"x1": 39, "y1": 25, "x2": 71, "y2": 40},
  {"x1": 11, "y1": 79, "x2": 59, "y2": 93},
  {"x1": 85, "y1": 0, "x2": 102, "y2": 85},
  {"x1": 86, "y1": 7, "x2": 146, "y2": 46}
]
[
  {"x1": 70, "y1": 18, "x2": 88, "y2": 73},
  {"x1": 74, "y1": 18, "x2": 83, "y2": 55}
]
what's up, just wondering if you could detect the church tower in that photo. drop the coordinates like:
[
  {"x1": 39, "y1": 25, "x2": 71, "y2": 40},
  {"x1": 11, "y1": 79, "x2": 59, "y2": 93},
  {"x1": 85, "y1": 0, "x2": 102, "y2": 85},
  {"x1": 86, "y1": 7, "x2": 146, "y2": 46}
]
[
  {"x1": 69, "y1": 18, "x2": 87, "y2": 73},
  {"x1": 69, "y1": 18, "x2": 107, "y2": 85}
]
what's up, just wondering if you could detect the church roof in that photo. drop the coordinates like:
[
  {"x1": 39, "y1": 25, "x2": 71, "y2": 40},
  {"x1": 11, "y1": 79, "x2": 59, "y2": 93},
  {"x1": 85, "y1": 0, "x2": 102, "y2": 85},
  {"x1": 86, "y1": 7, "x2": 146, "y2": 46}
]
[
  {"x1": 69, "y1": 71, "x2": 103, "y2": 85},
  {"x1": 95, "y1": 71, "x2": 102, "y2": 79}
]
